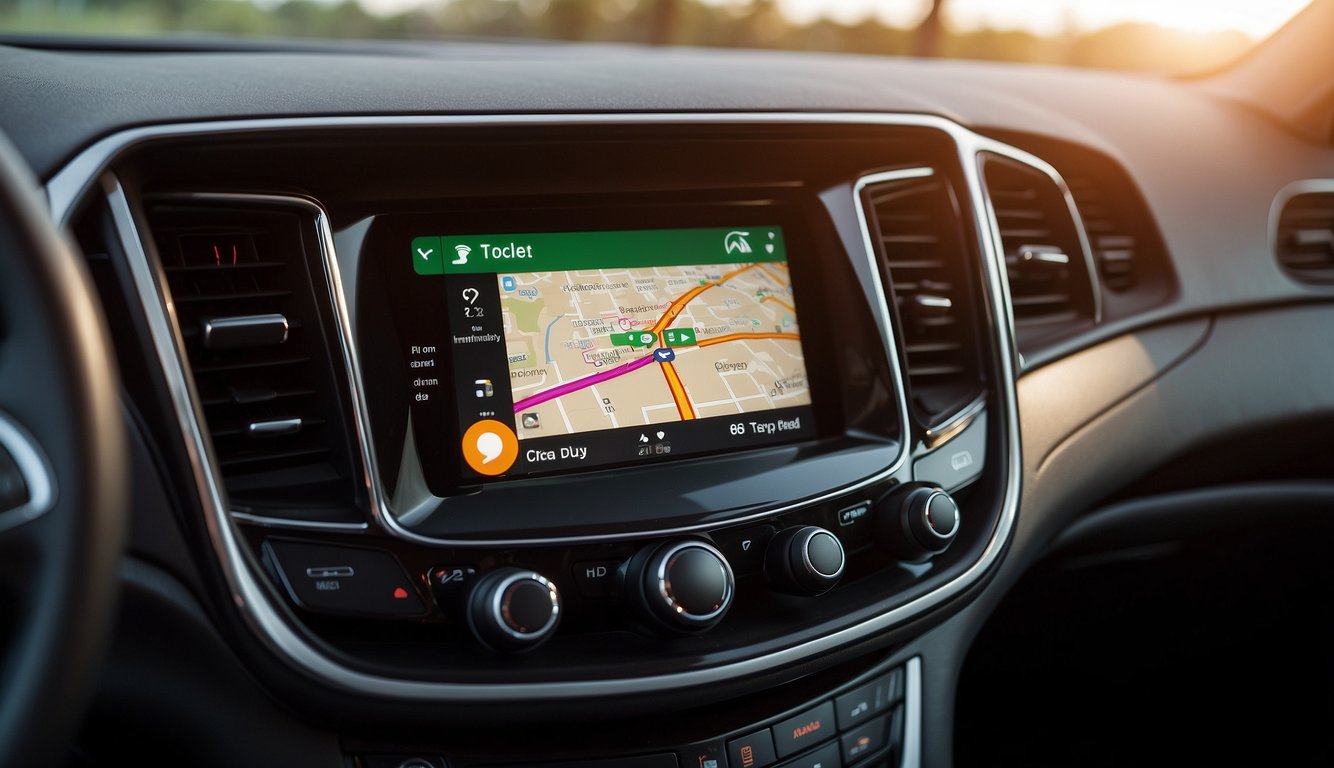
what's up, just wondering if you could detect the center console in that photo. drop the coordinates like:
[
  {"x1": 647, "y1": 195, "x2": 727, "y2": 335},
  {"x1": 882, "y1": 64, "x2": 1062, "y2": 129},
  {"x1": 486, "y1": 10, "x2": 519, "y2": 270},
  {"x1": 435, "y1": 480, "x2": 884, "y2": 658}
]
[{"x1": 82, "y1": 114, "x2": 1032, "y2": 765}]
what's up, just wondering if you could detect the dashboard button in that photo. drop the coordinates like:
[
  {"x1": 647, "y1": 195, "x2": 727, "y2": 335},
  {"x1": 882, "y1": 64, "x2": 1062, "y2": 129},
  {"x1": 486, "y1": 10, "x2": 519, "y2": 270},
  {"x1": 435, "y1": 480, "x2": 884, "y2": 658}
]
[
  {"x1": 913, "y1": 410, "x2": 986, "y2": 491},
  {"x1": 715, "y1": 524, "x2": 775, "y2": 576},
  {"x1": 773, "y1": 701, "x2": 836, "y2": 758},
  {"x1": 728, "y1": 728, "x2": 778, "y2": 768},
  {"x1": 678, "y1": 740, "x2": 724, "y2": 768},
  {"x1": 834, "y1": 681, "x2": 881, "y2": 731},
  {"x1": 839, "y1": 714, "x2": 887, "y2": 764},
  {"x1": 775, "y1": 740, "x2": 841, "y2": 768},
  {"x1": 572, "y1": 559, "x2": 623, "y2": 598},
  {"x1": 263, "y1": 539, "x2": 426, "y2": 618}
]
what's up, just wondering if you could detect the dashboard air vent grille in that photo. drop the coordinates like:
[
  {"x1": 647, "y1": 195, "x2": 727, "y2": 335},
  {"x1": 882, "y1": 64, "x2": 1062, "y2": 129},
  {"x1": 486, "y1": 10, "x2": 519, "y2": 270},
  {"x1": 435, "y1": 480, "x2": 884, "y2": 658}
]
[
  {"x1": 982, "y1": 155, "x2": 1096, "y2": 347},
  {"x1": 149, "y1": 203, "x2": 359, "y2": 519},
  {"x1": 1275, "y1": 191, "x2": 1334, "y2": 282},
  {"x1": 1065, "y1": 174, "x2": 1137, "y2": 291},
  {"x1": 863, "y1": 170, "x2": 983, "y2": 423}
]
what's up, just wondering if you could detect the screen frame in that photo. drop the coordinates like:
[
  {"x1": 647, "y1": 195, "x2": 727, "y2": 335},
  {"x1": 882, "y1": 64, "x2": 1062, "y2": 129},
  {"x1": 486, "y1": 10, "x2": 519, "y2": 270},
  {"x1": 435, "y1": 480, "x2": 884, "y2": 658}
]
[{"x1": 356, "y1": 189, "x2": 905, "y2": 541}]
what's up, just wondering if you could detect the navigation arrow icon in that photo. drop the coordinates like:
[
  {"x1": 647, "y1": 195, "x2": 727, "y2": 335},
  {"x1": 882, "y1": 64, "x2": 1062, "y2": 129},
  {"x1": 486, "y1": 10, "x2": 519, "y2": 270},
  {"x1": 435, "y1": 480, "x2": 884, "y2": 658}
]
[
  {"x1": 653, "y1": 348, "x2": 676, "y2": 362},
  {"x1": 416, "y1": 247, "x2": 434, "y2": 260}
]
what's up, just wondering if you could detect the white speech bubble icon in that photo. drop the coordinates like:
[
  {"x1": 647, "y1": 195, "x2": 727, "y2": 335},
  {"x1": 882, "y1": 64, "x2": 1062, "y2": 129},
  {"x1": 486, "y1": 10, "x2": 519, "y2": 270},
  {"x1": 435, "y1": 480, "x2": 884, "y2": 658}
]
[{"x1": 476, "y1": 431, "x2": 504, "y2": 464}]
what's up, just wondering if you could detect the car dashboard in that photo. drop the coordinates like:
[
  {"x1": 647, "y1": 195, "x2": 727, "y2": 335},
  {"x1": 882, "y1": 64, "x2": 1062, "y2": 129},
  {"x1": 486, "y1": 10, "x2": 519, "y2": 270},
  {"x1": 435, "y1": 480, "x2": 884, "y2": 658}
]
[{"x1": 2, "y1": 32, "x2": 1333, "y2": 768}]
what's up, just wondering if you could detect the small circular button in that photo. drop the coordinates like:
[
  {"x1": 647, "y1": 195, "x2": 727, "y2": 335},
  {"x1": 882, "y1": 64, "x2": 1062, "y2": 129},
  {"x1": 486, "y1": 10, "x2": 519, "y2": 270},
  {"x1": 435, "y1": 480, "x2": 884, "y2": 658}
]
[
  {"x1": 766, "y1": 525, "x2": 846, "y2": 596},
  {"x1": 621, "y1": 540, "x2": 735, "y2": 634},
  {"x1": 466, "y1": 567, "x2": 561, "y2": 652}
]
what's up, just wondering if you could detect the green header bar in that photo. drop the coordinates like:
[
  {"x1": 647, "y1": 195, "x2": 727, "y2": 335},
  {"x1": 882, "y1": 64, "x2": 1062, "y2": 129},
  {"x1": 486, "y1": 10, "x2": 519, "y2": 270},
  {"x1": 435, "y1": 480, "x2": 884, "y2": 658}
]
[{"x1": 411, "y1": 226, "x2": 787, "y2": 276}]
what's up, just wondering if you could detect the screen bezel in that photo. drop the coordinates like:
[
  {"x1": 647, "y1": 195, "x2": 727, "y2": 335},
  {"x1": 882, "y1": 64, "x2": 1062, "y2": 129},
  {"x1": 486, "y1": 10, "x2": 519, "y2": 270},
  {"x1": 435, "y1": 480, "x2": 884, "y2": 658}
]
[{"x1": 357, "y1": 190, "x2": 904, "y2": 540}]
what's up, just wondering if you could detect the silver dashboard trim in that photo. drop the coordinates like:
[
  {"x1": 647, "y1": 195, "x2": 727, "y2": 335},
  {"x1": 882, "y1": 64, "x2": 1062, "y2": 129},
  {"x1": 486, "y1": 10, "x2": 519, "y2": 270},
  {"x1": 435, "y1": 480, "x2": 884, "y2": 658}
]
[
  {"x1": 67, "y1": 112, "x2": 1024, "y2": 702},
  {"x1": 922, "y1": 394, "x2": 987, "y2": 451},
  {"x1": 975, "y1": 147, "x2": 1104, "y2": 327},
  {"x1": 902, "y1": 656, "x2": 923, "y2": 768},
  {"x1": 0, "y1": 412, "x2": 57, "y2": 533}
]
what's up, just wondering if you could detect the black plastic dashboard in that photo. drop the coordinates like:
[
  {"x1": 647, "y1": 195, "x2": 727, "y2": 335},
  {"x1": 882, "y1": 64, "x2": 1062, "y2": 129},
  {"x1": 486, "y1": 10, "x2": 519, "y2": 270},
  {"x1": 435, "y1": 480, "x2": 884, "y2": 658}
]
[{"x1": 3, "y1": 33, "x2": 1334, "y2": 768}]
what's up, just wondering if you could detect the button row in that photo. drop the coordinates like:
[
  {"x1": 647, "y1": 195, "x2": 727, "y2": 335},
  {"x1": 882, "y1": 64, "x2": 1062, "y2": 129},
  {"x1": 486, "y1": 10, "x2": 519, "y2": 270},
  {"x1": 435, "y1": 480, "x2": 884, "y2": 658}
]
[{"x1": 717, "y1": 666, "x2": 904, "y2": 768}]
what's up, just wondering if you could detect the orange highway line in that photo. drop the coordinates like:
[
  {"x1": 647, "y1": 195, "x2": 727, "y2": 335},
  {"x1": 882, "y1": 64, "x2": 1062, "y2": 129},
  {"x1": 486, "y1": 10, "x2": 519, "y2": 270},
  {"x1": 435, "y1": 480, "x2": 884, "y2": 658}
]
[
  {"x1": 759, "y1": 263, "x2": 790, "y2": 287},
  {"x1": 762, "y1": 296, "x2": 796, "y2": 313},
  {"x1": 659, "y1": 361, "x2": 695, "y2": 420},
  {"x1": 697, "y1": 332, "x2": 801, "y2": 348},
  {"x1": 649, "y1": 263, "x2": 760, "y2": 334}
]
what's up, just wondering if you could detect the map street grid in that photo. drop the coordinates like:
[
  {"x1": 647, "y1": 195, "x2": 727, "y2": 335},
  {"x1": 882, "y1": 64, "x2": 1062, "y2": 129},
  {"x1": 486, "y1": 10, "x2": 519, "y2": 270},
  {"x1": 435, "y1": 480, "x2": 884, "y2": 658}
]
[{"x1": 502, "y1": 260, "x2": 811, "y2": 440}]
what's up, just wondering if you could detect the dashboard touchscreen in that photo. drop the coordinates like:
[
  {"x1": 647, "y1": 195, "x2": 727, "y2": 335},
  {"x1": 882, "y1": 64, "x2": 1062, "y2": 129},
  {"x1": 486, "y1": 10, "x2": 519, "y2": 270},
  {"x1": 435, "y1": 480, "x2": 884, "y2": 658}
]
[{"x1": 411, "y1": 225, "x2": 817, "y2": 479}]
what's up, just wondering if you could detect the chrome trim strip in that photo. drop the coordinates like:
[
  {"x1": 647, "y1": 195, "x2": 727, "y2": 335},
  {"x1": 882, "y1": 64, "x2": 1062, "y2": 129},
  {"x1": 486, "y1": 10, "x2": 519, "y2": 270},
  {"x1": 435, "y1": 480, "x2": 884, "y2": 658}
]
[
  {"x1": 975, "y1": 147, "x2": 1103, "y2": 326},
  {"x1": 230, "y1": 511, "x2": 369, "y2": 531},
  {"x1": 1268, "y1": 179, "x2": 1334, "y2": 265},
  {"x1": 0, "y1": 412, "x2": 57, "y2": 533},
  {"x1": 247, "y1": 417, "x2": 302, "y2": 437},
  {"x1": 922, "y1": 395, "x2": 986, "y2": 450},
  {"x1": 70, "y1": 113, "x2": 1023, "y2": 703},
  {"x1": 901, "y1": 656, "x2": 923, "y2": 768}
]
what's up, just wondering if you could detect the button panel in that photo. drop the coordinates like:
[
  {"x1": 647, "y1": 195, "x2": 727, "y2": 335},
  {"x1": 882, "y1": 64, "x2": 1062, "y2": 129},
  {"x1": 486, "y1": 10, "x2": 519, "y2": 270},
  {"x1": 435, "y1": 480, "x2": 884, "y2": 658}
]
[{"x1": 264, "y1": 539, "x2": 426, "y2": 618}]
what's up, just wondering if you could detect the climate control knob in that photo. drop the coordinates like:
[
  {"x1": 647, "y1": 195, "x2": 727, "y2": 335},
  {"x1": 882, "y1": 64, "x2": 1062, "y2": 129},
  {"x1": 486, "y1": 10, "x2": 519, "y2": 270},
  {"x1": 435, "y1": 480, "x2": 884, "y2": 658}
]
[
  {"x1": 621, "y1": 540, "x2": 735, "y2": 634},
  {"x1": 877, "y1": 485, "x2": 960, "y2": 562},
  {"x1": 765, "y1": 525, "x2": 846, "y2": 595},
  {"x1": 466, "y1": 567, "x2": 561, "y2": 653}
]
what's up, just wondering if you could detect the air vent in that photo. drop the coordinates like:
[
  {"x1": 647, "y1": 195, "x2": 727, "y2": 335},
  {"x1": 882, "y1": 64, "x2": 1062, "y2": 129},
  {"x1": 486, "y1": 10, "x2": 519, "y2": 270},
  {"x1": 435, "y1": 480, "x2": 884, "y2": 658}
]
[
  {"x1": 1275, "y1": 191, "x2": 1334, "y2": 282},
  {"x1": 982, "y1": 154, "x2": 1097, "y2": 348},
  {"x1": 1065, "y1": 174, "x2": 1138, "y2": 291},
  {"x1": 863, "y1": 170, "x2": 984, "y2": 424},
  {"x1": 149, "y1": 202, "x2": 361, "y2": 522}
]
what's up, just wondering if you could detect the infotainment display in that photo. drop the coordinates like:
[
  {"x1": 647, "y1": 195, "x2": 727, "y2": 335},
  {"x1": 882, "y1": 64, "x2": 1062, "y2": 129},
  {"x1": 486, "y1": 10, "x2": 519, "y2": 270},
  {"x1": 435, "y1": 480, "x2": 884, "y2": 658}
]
[{"x1": 411, "y1": 225, "x2": 817, "y2": 479}]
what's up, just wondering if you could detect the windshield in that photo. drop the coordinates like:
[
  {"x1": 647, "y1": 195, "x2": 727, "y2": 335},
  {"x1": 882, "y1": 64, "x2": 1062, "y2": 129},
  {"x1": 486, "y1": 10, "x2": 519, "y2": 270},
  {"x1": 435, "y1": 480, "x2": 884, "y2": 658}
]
[{"x1": 0, "y1": 0, "x2": 1313, "y2": 74}]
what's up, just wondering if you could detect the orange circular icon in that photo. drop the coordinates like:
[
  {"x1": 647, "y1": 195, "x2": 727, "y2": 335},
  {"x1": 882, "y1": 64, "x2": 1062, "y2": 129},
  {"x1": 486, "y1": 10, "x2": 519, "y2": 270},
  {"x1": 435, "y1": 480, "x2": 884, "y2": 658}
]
[{"x1": 462, "y1": 419, "x2": 519, "y2": 476}]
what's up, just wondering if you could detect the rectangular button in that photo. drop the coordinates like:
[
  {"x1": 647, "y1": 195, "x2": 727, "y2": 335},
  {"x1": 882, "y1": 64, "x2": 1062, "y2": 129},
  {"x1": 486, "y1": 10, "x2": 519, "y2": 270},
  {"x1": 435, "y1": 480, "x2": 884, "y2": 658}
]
[
  {"x1": 773, "y1": 701, "x2": 836, "y2": 758},
  {"x1": 913, "y1": 411, "x2": 986, "y2": 491},
  {"x1": 264, "y1": 539, "x2": 426, "y2": 618},
  {"x1": 728, "y1": 728, "x2": 778, "y2": 768},
  {"x1": 833, "y1": 682, "x2": 877, "y2": 731},
  {"x1": 572, "y1": 560, "x2": 622, "y2": 598},
  {"x1": 840, "y1": 715, "x2": 888, "y2": 764},
  {"x1": 776, "y1": 741, "x2": 841, "y2": 768}
]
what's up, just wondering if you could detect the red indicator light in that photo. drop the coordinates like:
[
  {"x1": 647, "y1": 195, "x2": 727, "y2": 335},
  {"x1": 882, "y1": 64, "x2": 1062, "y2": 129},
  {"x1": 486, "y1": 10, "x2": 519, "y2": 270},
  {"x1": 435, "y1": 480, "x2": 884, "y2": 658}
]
[{"x1": 392, "y1": 587, "x2": 409, "y2": 600}]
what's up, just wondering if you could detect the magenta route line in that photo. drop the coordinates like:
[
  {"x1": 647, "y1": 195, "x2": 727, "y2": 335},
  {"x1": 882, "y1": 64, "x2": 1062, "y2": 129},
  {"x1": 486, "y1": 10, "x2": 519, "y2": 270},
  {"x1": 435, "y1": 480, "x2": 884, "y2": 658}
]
[{"x1": 512, "y1": 353, "x2": 658, "y2": 413}]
